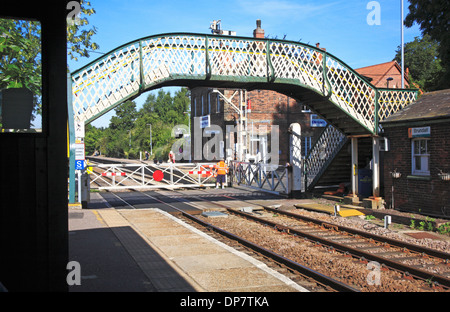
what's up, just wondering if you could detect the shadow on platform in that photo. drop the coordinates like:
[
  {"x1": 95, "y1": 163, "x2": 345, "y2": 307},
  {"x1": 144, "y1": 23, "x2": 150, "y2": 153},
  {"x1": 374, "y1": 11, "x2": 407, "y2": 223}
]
[{"x1": 69, "y1": 218, "x2": 196, "y2": 292}]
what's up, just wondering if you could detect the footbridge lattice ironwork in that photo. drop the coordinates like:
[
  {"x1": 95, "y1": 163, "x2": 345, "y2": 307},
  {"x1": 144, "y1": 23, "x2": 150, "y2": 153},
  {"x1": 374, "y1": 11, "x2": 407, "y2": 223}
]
[
  {"x1": 69, "y1": 32, "x2": 417, "y2": 134},
  {"x1": 68, "y1": 32, "x2": 419, "y2": 201}
]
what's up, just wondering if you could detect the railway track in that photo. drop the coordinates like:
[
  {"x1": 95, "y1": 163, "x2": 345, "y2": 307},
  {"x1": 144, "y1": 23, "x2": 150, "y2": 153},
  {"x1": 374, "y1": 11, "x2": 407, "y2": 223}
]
[
  {"x1": 86, "y1": 158, "x2": 450, "y2": 291},
  {"x1": 178, "y1": 209, "x2": 358, "y2": 292},
  {"x1": 224, "y1": 207, "x2": 450, "y2": 289},
  {"x1": 113, "y1": 189, "x2": 359, "y2": 292},
  {"x1": 166, "y1": 189, "x2": 450, "y2": 292},
  {"x1": 95, "y1": 188, "x2": 448, "y2": 291}
]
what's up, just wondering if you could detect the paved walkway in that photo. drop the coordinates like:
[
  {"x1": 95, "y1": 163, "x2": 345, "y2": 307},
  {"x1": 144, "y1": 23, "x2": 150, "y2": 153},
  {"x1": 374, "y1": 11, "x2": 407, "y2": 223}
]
[{"x1": 69, "y1": 206, "x2": 306, "y2": 292}]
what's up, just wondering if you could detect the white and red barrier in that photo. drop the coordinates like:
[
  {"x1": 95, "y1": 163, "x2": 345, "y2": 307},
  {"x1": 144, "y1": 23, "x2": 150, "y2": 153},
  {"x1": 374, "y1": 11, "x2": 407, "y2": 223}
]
[{"x1": 101, "y1": 172, "x2": 126, "y2": 177}]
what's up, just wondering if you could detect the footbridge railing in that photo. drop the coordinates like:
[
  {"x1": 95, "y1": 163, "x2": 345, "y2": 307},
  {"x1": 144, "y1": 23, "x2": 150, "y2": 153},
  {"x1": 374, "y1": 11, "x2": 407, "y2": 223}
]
[{"x1": 304, "y1": 125, "x2": 347, "y2": 190}]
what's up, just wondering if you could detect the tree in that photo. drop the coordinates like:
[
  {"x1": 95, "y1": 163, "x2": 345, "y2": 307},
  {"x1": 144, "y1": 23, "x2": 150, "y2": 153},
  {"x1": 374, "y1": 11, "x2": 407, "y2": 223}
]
[
  {"x1": 394, "y1": 35, "x2": 445, "y2": 91},
  {"x1": 85, "y1": 88, "x2": 191, "y2": 160},
  {"x1": 405, "y1": 0, "x2": 450, "y2": 89},
  {"x1": 84, "y1": 124, "x2": 103, "y2": 155},
  {"x1": 109, "y1": 100, "x2": 137, "y2": 130},
  {"x1": 67, "y1": 0, "x2": 99, "y2": 62},
  {"x1": 173, "y1": 88, "x2": 190, "y2": 124}
]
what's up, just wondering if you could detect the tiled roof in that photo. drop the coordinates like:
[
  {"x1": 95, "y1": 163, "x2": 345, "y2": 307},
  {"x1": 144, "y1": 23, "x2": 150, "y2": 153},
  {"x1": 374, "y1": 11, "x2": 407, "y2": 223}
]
[
  {"x1": 355, "y1": 61, "x2": 409, "y2": 88},
  {"x1": 381, "y1": 89, "x2": 450, "y2": 123}
]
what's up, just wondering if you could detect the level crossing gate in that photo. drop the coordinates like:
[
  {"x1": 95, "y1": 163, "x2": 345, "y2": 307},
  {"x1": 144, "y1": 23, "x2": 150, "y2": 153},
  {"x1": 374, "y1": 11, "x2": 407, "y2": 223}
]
[
  {"x1": 88, "y1": 162, "x2": 219, "y2": 190},
  {"x1": 230, "y1": 161, "x2": 290, "y2": 195}
]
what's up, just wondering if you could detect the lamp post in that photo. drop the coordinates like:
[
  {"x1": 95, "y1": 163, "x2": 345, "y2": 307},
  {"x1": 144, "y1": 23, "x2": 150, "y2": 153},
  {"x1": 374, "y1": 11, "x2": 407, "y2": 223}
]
[
  {"x1": 386, "y1": 77, "x2": 393, "y2": 88},
  {"x1": 183, "y1": 111, "x2": 191, "y2": 162},
  {"x1": 147, "y1": 124, "x2": 152, "y2": 155}
]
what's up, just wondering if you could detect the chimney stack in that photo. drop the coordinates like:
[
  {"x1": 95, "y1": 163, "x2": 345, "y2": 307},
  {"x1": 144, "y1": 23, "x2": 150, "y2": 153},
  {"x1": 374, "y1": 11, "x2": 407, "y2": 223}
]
[
  {"x1": 253, "y1": 19, "x2": 264, "y2": 38},
  {"x1": 315, "y1": 42, "x2": 326, "y2": 52}
]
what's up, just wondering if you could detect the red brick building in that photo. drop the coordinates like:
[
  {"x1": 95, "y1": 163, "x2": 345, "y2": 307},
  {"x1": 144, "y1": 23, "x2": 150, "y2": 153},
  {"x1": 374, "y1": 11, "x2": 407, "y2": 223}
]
[
  {"x1": 355, "y1": 60, "x2": 410, "y2": 89},
  {"x1": 381, "y1": 89, "x2": 450, "y2": 218},
  {"x1": 190, "y1": 87, "x2": 325, "y2": 163},
  {"x1": 189, "y1": 20, "x2": 326, "y2": 164}
]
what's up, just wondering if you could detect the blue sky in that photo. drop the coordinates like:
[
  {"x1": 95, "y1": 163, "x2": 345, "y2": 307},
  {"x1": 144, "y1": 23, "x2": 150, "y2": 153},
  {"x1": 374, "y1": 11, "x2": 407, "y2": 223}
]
[{"x1": 68, "y1": 0, "x2": 422, "y2": 127}]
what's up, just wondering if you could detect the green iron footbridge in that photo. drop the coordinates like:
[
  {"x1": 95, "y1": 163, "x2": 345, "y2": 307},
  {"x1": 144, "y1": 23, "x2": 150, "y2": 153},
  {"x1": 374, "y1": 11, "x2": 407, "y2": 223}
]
[{"x1": 68, "y1": 32, "x2": 418, "y2": 201}]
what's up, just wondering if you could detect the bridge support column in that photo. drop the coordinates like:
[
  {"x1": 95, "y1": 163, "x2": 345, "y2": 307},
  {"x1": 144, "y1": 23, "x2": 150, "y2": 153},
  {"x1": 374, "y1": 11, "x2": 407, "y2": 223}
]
[
  {"x1": 351, "y1": 137, "x2": 358, "y2": 198},
  {"x1": 372, "y1": 137, "x2": 380, "y2": 198},
  {"x1": 289, "y1": 123, "x2": 302, "y2": 198}
]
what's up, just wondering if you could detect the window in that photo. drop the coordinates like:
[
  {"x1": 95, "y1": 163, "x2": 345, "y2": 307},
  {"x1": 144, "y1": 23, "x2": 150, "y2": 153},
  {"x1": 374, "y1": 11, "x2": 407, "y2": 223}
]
[
  {"x1": 304, "y1": 136, "x2": 312, "y2": 156},
  {"x1": 201, "y1": 96, "x2": 204, "y2": 116},
  {"x1": 412, "y1": 139, "x2": 430, "y2": 175},
  {"x1": 216, "y1": 93, "x2": 221, "y2": 113},
  {"x1": 0, "y1": 18, "x2": 42, "y2": 132},
  {"x1": 208, "y1": 92, "x2": 211, "y2": 115}
]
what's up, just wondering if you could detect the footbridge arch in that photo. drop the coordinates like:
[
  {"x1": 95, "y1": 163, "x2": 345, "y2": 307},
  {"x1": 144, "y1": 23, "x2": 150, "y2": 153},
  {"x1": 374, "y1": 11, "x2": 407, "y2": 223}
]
[
  {"x1": 70, "y1": 32, "x2": 417, "y2": 134},
  {"x1": 68, "y1": 32, "x2": 418, "y2": 202}
]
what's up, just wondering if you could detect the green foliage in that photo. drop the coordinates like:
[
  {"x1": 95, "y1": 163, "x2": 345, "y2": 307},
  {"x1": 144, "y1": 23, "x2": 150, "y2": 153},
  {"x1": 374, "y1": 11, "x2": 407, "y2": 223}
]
[
  {"x1": 86, "y1": 88, "x2": 190, "y2": 160},
  {"x1": 404, "y1": 0, "x2": 450, "y2": 89},
  {"x1": 394, "y1": 35, "x2": 445, "y2": 91},
  {"x1": 409, "y1": 216, "x2": 436, "y2": 232},
  {"x1": 0, "y1": 19, "x2": 42, "y2": 124},
  {"x1": 437, "y1": 223, "x2": 450, "y2": 235},
  {"x1": 67, "y1": 0, "x2": 100, "y2": 62},
  {"x1": 110, "y1": 100, "x2": 137, "y2": 131},
  {"x1": 410, "y1": 218, "x2": 416, "y2": 229},
  {"x1": 0, "y1": 19, "x2": 41, "y2": 92}
]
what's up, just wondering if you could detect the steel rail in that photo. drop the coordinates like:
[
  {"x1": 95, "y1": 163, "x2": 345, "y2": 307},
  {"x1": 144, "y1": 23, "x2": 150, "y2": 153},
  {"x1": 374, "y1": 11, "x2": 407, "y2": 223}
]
[
  {"x1": 227, "y1": 207, "x2": 450, "y2": 289},
  {"x1": 133, "y1": 191, "x2": 360, "y2": 292},
  {"x1": 262, "y1": 206, "x2": 450, "y2": 260},
  {"x1": 180, "y1": 210, "x2": 359, "y2": 292}
]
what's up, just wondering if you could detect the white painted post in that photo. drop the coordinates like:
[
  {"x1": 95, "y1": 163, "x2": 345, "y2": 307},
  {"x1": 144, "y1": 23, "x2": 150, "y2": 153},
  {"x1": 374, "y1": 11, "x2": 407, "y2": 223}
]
[
  {"x1": 289, "y1": 123, "x2": 302, "y2": 197},
  {"x1": 351, "y1": 137, "x2": 359, "y2": 198},
  {"x1": 384, "y1": 215, "x2": 391, "y2": 229},
  {"x1": 77, "y1": 170, "x2": 82, "y2": 204},
  {"x1": 334, "y1": 204, "x2": 340, "y2": 217},
  {"x1": 372, "y1": 137, "x2": 380, "y2": 197}
]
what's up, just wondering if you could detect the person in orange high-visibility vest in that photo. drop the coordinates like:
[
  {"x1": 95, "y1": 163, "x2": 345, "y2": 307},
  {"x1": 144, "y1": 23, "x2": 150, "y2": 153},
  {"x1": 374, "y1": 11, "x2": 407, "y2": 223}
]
[{"x1": 214, "y1": 159, "x2": 229, "y2": 189}]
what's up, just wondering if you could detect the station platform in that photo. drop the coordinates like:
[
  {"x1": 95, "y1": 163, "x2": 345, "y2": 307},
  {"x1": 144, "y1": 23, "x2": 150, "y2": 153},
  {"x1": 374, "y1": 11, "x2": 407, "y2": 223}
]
[{"x1": 69, "y1": 203, "x2": 307, "y2": 293}]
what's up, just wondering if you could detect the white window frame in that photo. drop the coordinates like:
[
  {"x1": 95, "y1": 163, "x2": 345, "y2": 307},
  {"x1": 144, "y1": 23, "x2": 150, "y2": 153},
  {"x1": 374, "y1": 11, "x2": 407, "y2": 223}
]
[
  {"x1": 411, "y1": 138, "x2": 430, "y2": 176},
  {"x1": 208, "y1": 93, "x2": 211, "y2": 115}
]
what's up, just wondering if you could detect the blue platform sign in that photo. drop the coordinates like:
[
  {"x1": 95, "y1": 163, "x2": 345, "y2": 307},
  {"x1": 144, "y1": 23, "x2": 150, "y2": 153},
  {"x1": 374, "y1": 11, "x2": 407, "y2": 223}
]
[
  {"x1": 310, "y1": 114, "x2": 327, "y2": 127},
  {"x1": 75, "y1": 160, "x2": 85, "y2": 170}
]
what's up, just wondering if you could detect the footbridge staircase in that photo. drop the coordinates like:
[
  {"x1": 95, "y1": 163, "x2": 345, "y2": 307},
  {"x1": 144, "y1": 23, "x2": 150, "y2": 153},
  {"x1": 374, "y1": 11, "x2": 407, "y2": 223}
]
[{"x1": 68, "y1": 33, "x2": 418, "y2": 200}]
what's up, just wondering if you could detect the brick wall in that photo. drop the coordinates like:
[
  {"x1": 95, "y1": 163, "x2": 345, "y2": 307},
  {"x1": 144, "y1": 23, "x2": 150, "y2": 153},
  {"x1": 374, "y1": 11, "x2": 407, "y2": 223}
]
[
  {"x1": 190, "y1": 88, "x2": 325, "y2": 163},
  {"x1": 383, "y1": 121, "x2": 450, "y2": 217}
]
